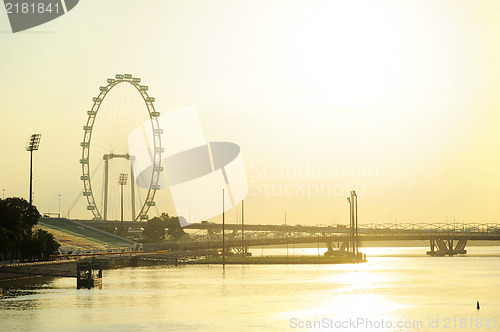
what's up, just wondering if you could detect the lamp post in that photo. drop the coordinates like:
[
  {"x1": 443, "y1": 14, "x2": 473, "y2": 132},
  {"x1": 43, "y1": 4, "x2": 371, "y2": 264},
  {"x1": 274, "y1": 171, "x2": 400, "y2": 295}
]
[
  {"x1": 58, "y1": 194, "x2": 61, "y2": 218},
  {"x1": 119, "y1": 173, "x2": 128, "y2": 236},
  {"x1": 352, "y1": 190, "x2": 358, "y2": 256},
  {"x1": 222, "y1": 189, "x2": 225, "y2": 266},
  {"x1": 347, "y1": 190, "x2": 358, "y2": 257},
  {"x1": 241, "y1": 200, "x2": 245, "y2": 257},
  {"x1": 347, "y1": 197, "x2": 352, "y2": 255},
  {"x1": 26, "y1": 133, "x2": 41, "y2": 205},
  {"x1": 285, "y1": 210, "x2": 288, "y2": 257}
]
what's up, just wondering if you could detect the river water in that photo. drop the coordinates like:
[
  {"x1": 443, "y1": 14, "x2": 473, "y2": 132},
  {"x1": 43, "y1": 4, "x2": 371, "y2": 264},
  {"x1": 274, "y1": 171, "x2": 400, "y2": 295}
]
[{"x1": 1, "y1": 246, "x2": 499, "y2": 331}]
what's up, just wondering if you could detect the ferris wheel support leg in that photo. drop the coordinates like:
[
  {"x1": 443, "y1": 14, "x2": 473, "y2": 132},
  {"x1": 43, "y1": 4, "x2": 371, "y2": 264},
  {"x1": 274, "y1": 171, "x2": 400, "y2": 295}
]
[
  {"x1": 130, "y1": 159, "x2": 136, "y2": 221},
  {"x1": 103, "y1": 156, "x2": 109, "y2": 221}
]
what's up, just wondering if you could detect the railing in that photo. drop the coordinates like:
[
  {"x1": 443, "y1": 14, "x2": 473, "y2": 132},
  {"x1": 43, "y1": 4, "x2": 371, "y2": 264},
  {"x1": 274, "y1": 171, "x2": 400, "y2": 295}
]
[
  {"x1": 186, "y1": 223, "x2": 500, "y2": 245},
  {"x1": 359, "y1": 223, "x2": 500, "y2": 233}
]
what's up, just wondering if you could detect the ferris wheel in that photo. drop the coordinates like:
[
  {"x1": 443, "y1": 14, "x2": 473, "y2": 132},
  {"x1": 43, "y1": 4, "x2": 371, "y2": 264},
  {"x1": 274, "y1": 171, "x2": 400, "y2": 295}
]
[{"x1": 80, "y1": 74, "x2": 163, "y2": 221}]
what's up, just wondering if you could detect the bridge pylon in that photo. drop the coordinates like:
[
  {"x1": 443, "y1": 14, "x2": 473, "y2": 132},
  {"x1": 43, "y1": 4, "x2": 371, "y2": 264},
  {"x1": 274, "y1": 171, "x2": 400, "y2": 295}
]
[
  {"x1": 427, "y1": 238, "x2": 467, "y2": 256},
  {"x1": 324, "y1": 241, "x2": 349, "y2": 256}
]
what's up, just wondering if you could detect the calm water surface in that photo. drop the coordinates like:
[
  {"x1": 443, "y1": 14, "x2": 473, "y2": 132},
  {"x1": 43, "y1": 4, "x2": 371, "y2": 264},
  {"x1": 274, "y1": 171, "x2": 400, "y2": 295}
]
[{"x1": 1, "y1": 246, "x2": 499, "y2": 331}]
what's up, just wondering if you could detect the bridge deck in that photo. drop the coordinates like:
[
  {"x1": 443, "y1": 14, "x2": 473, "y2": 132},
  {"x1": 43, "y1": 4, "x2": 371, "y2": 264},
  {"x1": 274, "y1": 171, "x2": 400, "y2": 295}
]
[{"x1": 151, "y1": 233, "x2": 500, "y2": 251}]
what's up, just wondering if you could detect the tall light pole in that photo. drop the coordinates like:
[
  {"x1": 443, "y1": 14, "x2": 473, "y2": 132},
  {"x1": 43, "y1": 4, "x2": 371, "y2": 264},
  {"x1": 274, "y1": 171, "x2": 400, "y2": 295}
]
[
  {"x1": 222, "y1": 188, "x2": 225, "y2": 266},
  {"x1": 348, "y1": 190, "x2": 358, "y2": 257},
  {"x1": 347, "y1": 197, "x2": 352, "y2": 255},
  {"x1": 119, "y1": 173, "x2": 128, "y2": 236},
  {"x1": 26, "y1": 133, "x2": 41, "y2": 205},
  {"x1": 241, "y1": 200, "x2": 245, "y2": 256},
  {"x1": 352, "y1": 190, "x2": 358, "y2": 256},
  {"x1": 285, "y1": 210, "x2": 289, "y2": 257},
  {"x1": 58, "y1": 194, "x2": 61, "y2": 218}
]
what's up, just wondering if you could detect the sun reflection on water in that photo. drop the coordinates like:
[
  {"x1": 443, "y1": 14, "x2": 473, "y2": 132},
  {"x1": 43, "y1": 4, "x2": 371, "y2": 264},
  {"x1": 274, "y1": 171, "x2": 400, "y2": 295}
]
[{"x1": 278, "y1": 263, "x2": 414, "y2": 331}]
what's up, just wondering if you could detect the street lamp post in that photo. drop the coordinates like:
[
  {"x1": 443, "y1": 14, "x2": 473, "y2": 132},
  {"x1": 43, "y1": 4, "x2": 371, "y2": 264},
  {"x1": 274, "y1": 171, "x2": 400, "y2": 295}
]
[
  {"x1": 222, "y1": 189, "x2": 225, "y2": 266},
  {"x1": 347, "y1": 197, "x2": 352, "y2": 255},
  {"x1": 26, "y1": 134, "x2": 41, "y2": 205},
  {"x1": 352, "y1": 190, "x2": 358, "y2": 256},
  {"x1": 347, "y1": 190, "x2": 358, "y2": 257},
  {"x1": 241, "y1": 200, "x2": 245, "y2": 256},
  {"x1": 119, "y1": 173, "x2": 128, "y2": 236}
]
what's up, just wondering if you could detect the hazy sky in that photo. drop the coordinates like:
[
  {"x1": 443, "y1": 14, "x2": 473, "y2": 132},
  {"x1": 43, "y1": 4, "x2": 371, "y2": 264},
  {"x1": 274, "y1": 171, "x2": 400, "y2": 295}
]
[{"x1": 1, "y1": 0, "x2": 500, "y2": 225}]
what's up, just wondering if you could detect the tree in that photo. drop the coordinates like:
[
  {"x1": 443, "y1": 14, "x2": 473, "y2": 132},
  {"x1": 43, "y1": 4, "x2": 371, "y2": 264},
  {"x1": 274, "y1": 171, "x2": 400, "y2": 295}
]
[
  {"x1": 0, "y1": 197, "x2": 40, "y2": 236},
  {"x1": 0, "y1": 197, "x2": 41, "y2": 260},
  {"x1": 142, "y1": 213, "x2": 188, "y2": 241},
  {"x1": 32, "y1": 229, "x2": 60, "y2": 260},
  {"x1": 0, "y1": 197, "x2": 59, "y2": 261},
  {"x1": 143, "y1": 217, "x2": 167, "y2": 241},
  {"x1": 164, "y1": 215, "x2": 187, "y2": 240}
]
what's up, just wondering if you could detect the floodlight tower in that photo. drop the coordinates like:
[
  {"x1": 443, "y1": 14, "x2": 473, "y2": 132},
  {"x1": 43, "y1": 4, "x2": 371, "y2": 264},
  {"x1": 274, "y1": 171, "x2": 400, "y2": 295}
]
[
  {"x1": 119, "y1": 173, "x2": 128, "y2": 235},
  {"x1": 26, "y1": 133, "x2": 42, "y2": 205}
]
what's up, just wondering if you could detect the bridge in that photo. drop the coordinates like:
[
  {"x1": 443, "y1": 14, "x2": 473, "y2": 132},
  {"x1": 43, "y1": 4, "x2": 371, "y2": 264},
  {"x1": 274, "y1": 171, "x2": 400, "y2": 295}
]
[
  {"x1": 164, "y1": 223, "x2": 500, "y2": 256},
  {"x1": 70, "y1": 218, "x2": 500, "y2": 257},
  {"x1": 77, "y1": 219, "x2": 500, "y2": 233}
]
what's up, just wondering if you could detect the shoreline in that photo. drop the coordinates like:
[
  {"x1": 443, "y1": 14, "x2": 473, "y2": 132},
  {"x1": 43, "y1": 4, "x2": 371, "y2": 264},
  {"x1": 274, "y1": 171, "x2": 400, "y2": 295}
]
[
  {"x1": 0, "y1": 252, "x2": 364, "y2": 286},
  {"x1": 6, "y1": 245, "x2": 499, "y2": 287}
]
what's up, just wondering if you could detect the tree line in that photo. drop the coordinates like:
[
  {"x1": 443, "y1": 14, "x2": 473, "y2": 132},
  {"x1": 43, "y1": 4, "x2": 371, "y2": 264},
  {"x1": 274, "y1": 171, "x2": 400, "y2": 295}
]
[{"x1": 0, "y1": 197, "x2": 60, "y2": 261}]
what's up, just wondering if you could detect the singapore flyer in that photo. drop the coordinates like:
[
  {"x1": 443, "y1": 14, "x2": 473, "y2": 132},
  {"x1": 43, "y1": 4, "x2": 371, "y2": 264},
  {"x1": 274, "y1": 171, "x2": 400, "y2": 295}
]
[{"x1": 80, "y1": 74, "x2": 163, "y2": 221}]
